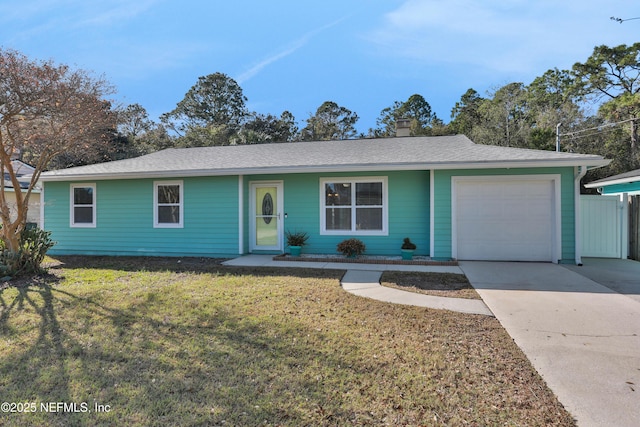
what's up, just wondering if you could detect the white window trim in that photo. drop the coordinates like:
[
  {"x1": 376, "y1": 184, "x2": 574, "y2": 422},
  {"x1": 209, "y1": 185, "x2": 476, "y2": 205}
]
[
  {"x1": 70, "y1": 183, "x2": 96, "y2": 228},
  {"x1": 154, "y1": 180, "x2": 184, "y2": 228},
  {"x1": 320, "y1": 176, "x2": 388, "y2": 236}
]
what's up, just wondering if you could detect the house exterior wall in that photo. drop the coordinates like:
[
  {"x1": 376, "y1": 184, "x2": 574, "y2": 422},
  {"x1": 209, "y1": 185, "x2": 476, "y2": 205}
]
[
  {"x1": 245, "y1": 170, "x2": 430, "y2": 256},
  {"x1": 5, "y1": 191, "x2": 40, "y2": 226},
  {"x1": 598, "y1": 181, "x2": 640, "y2": 195},
  {"x1": 432, "y1": 167, "x2": 576, "y2": 262},
  {"x1": 42, "y1": 167, "x2": 577, "y2": 260},
  {"x1": 43, "y1": 176, "x2": 240, "y2": 257},
  {"x1": 43, "y1": 170, "x2": 430, "y2": 258}
]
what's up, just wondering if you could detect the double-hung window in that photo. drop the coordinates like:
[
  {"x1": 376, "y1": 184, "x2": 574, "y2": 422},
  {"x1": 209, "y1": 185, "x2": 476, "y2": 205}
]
[
  {"x1": 71, "y1": 184, "x2": 96, "y2": 227},
  {"x1": 320, "y1": 177, "x2": 388, "y2": 235},
  {"x1": 154, "y1": 181, "x2": 183, "y2": 228}
]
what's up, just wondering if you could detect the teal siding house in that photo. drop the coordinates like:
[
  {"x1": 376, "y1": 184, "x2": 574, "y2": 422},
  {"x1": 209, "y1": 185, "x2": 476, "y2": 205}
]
[
  {"x1": 39, "y1": 135, "x2": 608, "y2": 264},
  {"x1": 585, "y1": 168, "x2": 640, "y2": 196}
]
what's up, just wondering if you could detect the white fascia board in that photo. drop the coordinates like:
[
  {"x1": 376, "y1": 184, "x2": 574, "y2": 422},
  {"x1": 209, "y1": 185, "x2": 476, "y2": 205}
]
[
  {"x1": 39, "y1": 158, "x2": 610, "y2": 182},
  {"x1": 584, "y1": 176, "x2": 640, "y2": 188}
]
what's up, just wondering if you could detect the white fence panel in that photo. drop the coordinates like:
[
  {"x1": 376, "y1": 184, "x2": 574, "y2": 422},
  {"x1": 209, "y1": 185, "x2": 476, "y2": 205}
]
[{"x1": 580, "y1": 195, "x2": 622, "y2": 258}]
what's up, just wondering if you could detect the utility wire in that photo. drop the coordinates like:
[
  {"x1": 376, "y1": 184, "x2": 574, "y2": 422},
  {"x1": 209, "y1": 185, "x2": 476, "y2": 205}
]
[
  {"x1": 564, "y1": 130, "x2": 619, "y2": 141},
  {"x1": 611, "y1": 16, "x2": 640, "y2": 23},
  {"x1": 559, "y1": 118, "x2": 636, "y2": 138}
]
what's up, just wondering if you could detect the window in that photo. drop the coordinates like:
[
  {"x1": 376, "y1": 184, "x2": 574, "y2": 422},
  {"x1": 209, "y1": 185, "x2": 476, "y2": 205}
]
[
  {"x1": 154, "y1": 181, "x2": 183, "y2": 228},
  {"x1": 71, "y1": 184, "x2": 96, "y2": 227},
  {"x1": 320, "y1": 177, "x2": 387, "y2": 235}
]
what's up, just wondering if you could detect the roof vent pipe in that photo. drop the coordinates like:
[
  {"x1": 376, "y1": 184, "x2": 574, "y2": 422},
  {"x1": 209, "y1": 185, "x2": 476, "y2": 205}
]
[{"x1": 396, "y1": 118, "x2": 411, "y2": 137}]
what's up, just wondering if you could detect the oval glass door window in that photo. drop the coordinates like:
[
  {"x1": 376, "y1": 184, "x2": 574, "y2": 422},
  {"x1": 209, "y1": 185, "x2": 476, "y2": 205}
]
[{"x1": 262, "y1": 193, "x2": 273, "y2": 224}]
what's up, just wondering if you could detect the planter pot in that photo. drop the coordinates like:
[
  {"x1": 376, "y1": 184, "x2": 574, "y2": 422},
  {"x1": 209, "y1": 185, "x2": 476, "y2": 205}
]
[
  {"x1": 401, "y1": 249, "x2": 414, "y2": 260},
  {"x1": 289, "y1": 246, "x2": 302, "y2": 257}
]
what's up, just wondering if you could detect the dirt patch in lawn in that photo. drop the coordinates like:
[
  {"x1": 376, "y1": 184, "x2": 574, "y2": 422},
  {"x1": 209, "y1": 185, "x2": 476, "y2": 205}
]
[{"x1": 381, "y1": 271, "x2": 481, "y2": 299}]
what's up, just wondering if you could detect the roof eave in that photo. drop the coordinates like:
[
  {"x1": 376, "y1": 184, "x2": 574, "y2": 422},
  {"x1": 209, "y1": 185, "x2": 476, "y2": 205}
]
[
  {"x1": 585, "y1": 175, "x2": 640, "y2": 188},
  {"x1": 39, "y1": 158, "x2": 610, "y2": 182}
]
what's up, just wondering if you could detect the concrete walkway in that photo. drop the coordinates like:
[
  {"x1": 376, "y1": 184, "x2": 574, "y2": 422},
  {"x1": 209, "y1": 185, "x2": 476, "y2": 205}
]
[
  {"x1": 223, "y1": 254, "x2": 463, "y2": 273},
  {"x1": 223, "y1": 255, "x2": 493, "y2": 316},
  {"x1": 460, "y1": 260, "x2": 640, "y2": 427},
  {"x1": 341, "y1": 270, "x2": 493, "y2": 316}
]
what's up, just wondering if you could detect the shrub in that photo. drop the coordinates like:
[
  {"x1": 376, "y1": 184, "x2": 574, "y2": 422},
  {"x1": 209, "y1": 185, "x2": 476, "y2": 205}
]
[
  {"x1": 336, "y1": 238, "x2": 366, "y2": 257},
  {"x1": 0, "y1": 227, "x2": 56, "y2": 277},
  {"x1": 401, "y1": 237, "x2": 417, "y2": 250},
  {"x1": 285, "y1": 230, "x2": 309, "y2": 247}
]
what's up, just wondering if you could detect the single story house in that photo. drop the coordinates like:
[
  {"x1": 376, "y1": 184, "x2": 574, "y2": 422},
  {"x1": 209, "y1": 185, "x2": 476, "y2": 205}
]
[
  {"x1": 584, "y1": 168, "x2": 640, "y2": 196},
  {"x1": 38, "y1": 135, "x2": 609, "y2": 264}
]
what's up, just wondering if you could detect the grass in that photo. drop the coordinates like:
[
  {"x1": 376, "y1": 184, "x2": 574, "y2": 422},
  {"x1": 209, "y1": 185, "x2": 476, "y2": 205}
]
[
  {"x1": 380, "y1": 272, "x2": 481, "y2": 299},
  {"x1": 0, "y1": 256, "x2": 575, "y2": 426}
]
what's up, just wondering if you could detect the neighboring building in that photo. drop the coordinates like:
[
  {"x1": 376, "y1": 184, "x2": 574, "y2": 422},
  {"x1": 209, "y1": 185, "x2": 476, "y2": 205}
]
[
  {"x1": 585, "y1": 168, "x2": 640, "y2": 260},
  {"x1": 39, "y1": 135, "x2": 608, "y2": 263},
  {"x1": 5, "y1": 160, "x2": 40, "y2": 226},
  {"x1": 585, "y1": 168, "x2": 640, "y2": 196}
]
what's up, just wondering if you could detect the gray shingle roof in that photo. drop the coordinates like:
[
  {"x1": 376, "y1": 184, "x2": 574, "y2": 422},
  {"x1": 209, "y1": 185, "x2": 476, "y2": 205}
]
[{"x1": 40, "y1": 135, "x2": 609, "y2": 181}]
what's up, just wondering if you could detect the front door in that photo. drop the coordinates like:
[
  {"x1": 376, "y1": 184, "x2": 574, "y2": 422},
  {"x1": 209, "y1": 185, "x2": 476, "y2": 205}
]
[{"x1": 250, "y1": 182, "x2": 283, "y2": 252}]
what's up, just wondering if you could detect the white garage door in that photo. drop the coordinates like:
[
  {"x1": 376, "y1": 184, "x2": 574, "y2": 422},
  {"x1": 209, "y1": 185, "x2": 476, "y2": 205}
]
[{"x1": 454, "y1": 177, "x2": 557, "y2": 262}]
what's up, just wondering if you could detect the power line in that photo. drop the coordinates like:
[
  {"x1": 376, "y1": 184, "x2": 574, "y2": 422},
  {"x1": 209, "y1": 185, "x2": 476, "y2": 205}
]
[
  {"x1": 559, "y1": 118, "x2": 636, "y2": 138},
  {"x1": 564, "y1": 129, "x2": 619, "y2": 142},
  {"x1": 611, "y1": 16, "x2": 640, "y2": 23}
]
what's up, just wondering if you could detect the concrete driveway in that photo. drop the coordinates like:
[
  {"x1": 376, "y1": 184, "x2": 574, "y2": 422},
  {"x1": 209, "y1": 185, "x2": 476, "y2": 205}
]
[{"x1": 459, "y1": 260, "x2": 640, "y2": 427}]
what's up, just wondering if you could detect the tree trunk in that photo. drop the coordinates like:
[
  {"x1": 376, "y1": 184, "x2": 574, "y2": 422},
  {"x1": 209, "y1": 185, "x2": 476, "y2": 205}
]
[
  {"x1": 631, "y1": 118, "x2": 639, "y2": 168},
  {"x1": 1, "y1": 221, "x2": 21, "y2": 253}
]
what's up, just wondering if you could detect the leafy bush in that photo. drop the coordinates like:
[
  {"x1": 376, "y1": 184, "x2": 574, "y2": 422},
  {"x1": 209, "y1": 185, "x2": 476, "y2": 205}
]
[
  {"x1": 401, "y1": 237, "x2": 417, "y2": 250},
  {"x1": 336, "y1": 238, "x2": 366, "y2": 257},
  {"x1": 0, "y1": 227, "x2": 56, "y2": 277},
  {"x1": 285, "y1": 230, "x2": 309, "y2": 247}
]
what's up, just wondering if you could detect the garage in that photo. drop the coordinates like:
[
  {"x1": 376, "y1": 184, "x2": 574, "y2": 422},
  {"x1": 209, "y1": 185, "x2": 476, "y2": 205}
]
[{"x1": 452, "y1": 176, "x2": 560, "y2": 262}]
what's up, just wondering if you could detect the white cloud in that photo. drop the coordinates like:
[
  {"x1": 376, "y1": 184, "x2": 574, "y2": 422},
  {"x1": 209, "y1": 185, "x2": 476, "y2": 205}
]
[
  {"x1": 368, "y1": 0, "x2": 639, "y2": 78},
  {"x1": 0, "y1": 0, "x2": 158, "y2": 42},
  {"x1": 78, "y1": 0, "x2": 158, "y2": 27},
  {"x1": 235, "y1": 17, "x2": 348, "y2": 84}
]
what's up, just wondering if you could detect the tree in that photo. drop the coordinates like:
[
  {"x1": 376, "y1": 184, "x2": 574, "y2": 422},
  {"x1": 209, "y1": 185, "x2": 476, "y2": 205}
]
[
  {"x1": 373, "y1": 94, "x2": 441, "y2": 137},
  {"x1": 0, "y1": 49, "x2": 115, "y2": 254},
  {"x1": 450, "y1": 88, "x2": 484, "y2": 136},
  {"x1": 371, "y1": 100, "x2": 403, "y2": 137},
  {"x1": 161, "y1": 72, "x2": 248, "y2": 146},
  {"x1": 401, "y1": 94, "x2": 438, "y2": 135},
  {"x1": 526, "y1": 68, "x2": 583, "y2": 150},
  {"x1": 133, "y1": 124, "x2": 176, "y2": 154},
  {"x1": 472, "y1": 82, "x2": 531, "y2": 147},
  {"x1": 232, "y1": 111, "x2": 298, "y2": 144},
  {"x1": 300, "y1": 101, "x2": 358, "y2": 141},
  {"x1": 572, "y1": 43, "x2": 640, "y2": 165},
  {"x1": 118, "y1": 103, "x2": 154, "y2": 141},
  {"x1": 116, "y1": 104, "x2": 176, "y2": 155}
]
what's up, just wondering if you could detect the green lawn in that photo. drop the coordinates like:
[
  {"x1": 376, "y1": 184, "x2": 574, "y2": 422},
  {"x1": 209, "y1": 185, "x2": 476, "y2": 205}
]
[{"x1": 0, "y1": 257, "x2": 575, "y2": 426}]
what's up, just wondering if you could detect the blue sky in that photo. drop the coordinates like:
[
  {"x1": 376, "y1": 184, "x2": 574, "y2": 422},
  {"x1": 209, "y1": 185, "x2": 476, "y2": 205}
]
[{"x1": 0, "y1": 0, "x2": 637, "y2": 134}]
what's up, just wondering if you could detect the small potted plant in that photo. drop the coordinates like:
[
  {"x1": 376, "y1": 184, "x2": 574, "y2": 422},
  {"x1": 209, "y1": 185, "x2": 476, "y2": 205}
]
[
  {"x1": 401, "y1": 237, "x2": 417, "y2": 260},
  {"x1": 285, "y1": 230, "x2": 309, "y2": 257},
  {"x1": 337, "y1": 238, "x2": 366, "y2": 258}
]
